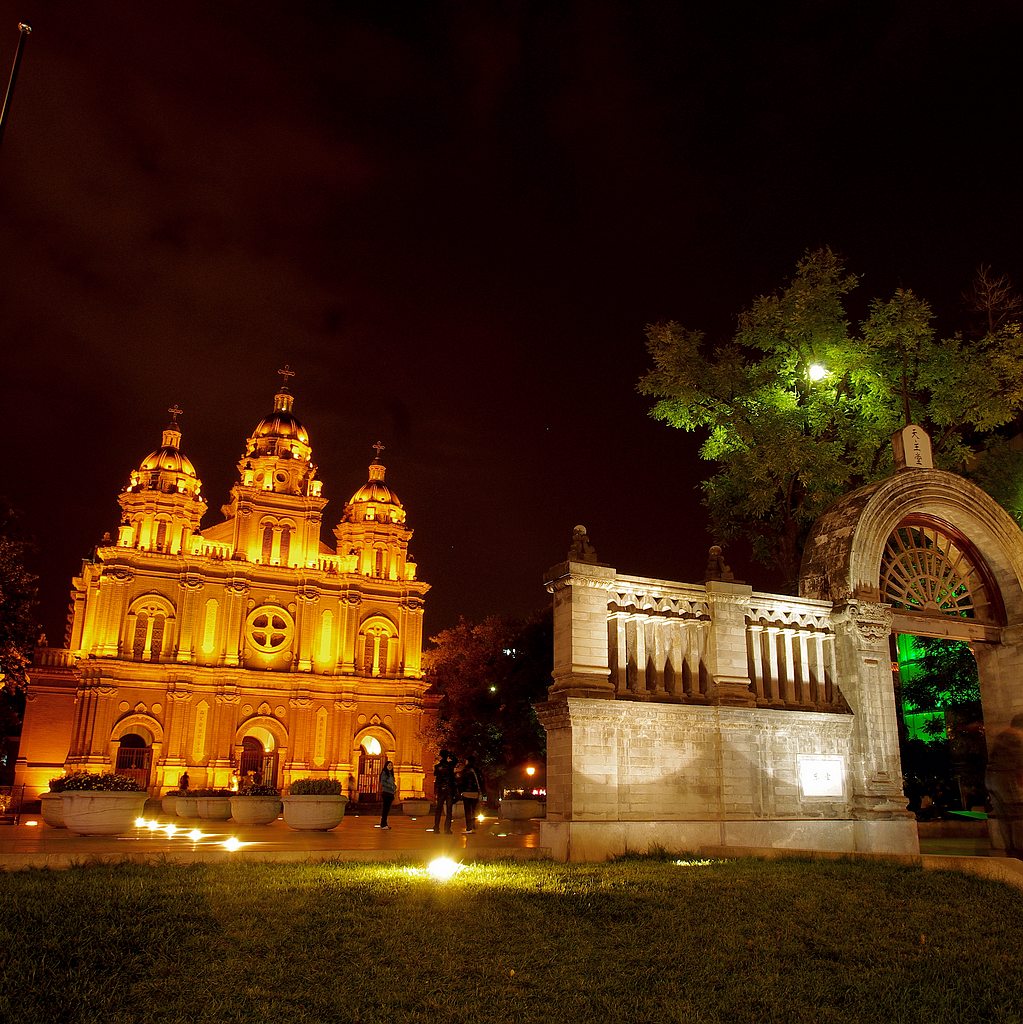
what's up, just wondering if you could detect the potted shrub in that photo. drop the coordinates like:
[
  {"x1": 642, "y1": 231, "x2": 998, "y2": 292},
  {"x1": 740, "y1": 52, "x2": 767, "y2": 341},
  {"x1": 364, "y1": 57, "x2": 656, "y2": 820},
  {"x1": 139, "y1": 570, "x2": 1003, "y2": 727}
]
[
  {"x1": 283, "y1": 777, "x2": 348, "y2": 831},
  {"x1": 194, "y1": 788, "x2": 233, "y2": 821},
  {"x1": 499, "y1": 788, "x2": 546, "y2": 821},
  {"x1": 175, "y1": 790, "x2": 200, "y2": 819},
  {"x1": 230, "y1": 784, "x2": 282, "y2": 825},
  {"x1": 40, "y1": 775, "x2": 68, "y2": 829},
  {"x1": 400, "y1": 796, "x2": 431, "y2": 818},
  {"x1": 61, "y1": 771, "x2": 147, "y2": 836}
]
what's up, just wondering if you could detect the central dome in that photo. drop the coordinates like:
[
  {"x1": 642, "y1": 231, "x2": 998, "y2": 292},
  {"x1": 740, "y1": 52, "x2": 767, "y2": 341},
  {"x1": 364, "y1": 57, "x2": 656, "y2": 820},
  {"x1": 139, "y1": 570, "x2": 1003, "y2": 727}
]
[{"x1": 252, "y1": 391, "x2": 309, "y2": 444}]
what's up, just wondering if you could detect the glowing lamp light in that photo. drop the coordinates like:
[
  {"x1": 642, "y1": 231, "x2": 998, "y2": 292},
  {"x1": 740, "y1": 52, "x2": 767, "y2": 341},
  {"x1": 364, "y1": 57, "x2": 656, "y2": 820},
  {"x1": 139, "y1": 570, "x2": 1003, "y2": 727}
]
[
  {"x1": 134, "y1": 817, "x2": 147, "y2": 828},
  {"x1": 147, "y1": 820, "x2": 161, "y2": 832},
  {"x1": 164, "y1": 823, "x2": 178, "y2": 838},
  {"x1": 477, "y1": 813, "x2": 486, "y2": 822},
  {"x1": 24, "y1": 819, "x2": 39, "y2": 827},
  {"x1": 427, "y1": 857, "x2": 462, "y2": 881},
  {"x1": 807, "y1": 363, "x2": 828, "y2": 382},
  {"x1": 525, "y1": 766, "x2": 536, "y2": 777},
  {"x1": 222, "y1": 837, "x2": 244, "y2": 852},
  {"x1": 188, "y1": 829, "x2": 203, "y2": 842}
]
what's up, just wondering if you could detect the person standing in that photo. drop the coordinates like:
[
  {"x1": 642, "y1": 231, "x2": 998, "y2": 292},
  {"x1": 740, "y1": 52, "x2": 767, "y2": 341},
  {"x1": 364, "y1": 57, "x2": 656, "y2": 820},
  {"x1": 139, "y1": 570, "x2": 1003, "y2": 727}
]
[
  {"x1": 376, "y1": 760, "x2": 396, "y2": 829},
  {"x1": 986, "y1": 713, "x2": 1023, "y2": 857},
  {"x1": 459, "y1": 756, "x2": 483, "y2": 834},
  {"x1": 432, "y1": 749, "x2": 456, "y2": 833}
]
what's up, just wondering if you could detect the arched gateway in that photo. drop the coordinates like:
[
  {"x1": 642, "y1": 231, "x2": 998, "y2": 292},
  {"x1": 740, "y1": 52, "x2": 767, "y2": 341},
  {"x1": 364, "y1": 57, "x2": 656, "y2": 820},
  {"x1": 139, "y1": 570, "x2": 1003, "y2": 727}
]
[{"x1": 540, "y1": 467, "x2": 1023, "y2": 862}]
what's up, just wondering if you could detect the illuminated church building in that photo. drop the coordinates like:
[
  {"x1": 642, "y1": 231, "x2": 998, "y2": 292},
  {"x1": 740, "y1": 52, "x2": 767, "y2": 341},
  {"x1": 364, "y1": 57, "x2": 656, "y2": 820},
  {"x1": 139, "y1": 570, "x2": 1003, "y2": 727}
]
[{"x1": 16, "y1": 373, "x2": 431, "y2": 801}]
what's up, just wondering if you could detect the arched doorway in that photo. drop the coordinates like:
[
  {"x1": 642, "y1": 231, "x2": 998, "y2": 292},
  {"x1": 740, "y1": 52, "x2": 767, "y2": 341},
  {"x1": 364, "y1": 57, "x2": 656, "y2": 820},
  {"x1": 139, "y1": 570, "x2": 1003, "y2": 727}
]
[
  {"x1": 239, "y1": 736, "x2": 279, "y2": 788},
  {"x1": 356, "y1": 736, "x2": 384, "y2": 801},
  {"x1": 115, "y1": 734, "x2": 152, "y2": 789},
  {"x1": 881, "y1": 517, "x2": 998, "y2": 818},
  {"x1": 801, "y1": 466, "x2": 1023, "y2": 853}
]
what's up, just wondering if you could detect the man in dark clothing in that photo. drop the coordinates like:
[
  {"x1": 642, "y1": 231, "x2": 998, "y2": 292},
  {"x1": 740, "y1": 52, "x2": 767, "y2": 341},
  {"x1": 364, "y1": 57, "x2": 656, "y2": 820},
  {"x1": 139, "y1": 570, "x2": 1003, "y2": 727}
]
[{"x1": 432, "y1": 749, "x2": 457, "y2": 833}]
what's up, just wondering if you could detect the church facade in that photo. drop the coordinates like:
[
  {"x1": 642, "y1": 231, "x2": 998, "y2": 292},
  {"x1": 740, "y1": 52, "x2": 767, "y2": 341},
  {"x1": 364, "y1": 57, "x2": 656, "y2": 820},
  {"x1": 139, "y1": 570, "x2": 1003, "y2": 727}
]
[{"x1": 16, "y1": 373, "x2": 432, "y2": 802}]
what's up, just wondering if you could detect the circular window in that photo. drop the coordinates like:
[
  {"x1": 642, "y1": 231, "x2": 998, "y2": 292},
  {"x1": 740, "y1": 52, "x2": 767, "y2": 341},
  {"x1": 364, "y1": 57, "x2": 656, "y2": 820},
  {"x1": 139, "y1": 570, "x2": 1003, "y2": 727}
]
[
  {"x1": 246, "y1": 606, "x2": 294, "y2": 653},
  {"x1": 275, "y1": 472, "x2": 287, "y2": 483}
]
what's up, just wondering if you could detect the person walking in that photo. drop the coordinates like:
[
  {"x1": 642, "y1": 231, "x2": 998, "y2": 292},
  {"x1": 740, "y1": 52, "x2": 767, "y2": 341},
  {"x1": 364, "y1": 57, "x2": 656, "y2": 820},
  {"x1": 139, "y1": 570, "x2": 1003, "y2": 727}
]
[
  {"x1": 432, "y1": 749, "x2": 457, "y2": 833},
  {"x1": 459, "y1": 756, "x2": 483, "y2": 834},
  {"x1": 376, "y1": 760, "x2": 397, "y2": 829}
]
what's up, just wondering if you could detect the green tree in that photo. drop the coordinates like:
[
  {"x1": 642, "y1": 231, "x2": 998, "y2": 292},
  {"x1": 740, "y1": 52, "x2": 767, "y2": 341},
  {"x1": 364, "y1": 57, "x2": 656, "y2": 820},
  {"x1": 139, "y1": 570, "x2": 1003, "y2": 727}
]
[
  {"x1": 425, "y1": 609, "x2": 551, "y2": 793},
  {"x1": 0, "y1": 505, "x2": 40, "y2": 784},
  {"x1": 0, "y1": 505, "x2": 39, "y2": 695},
  {"x1": 639, "y1": 248, "x2": 1023, "y2": 587}
]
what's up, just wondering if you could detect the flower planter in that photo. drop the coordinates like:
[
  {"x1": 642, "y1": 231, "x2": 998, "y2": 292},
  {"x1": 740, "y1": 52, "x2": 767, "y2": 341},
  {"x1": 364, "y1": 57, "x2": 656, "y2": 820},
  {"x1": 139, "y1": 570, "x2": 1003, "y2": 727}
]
[
  {"x1": 230, "y1": 795, "x2": 282, "y2": 825},
  {"x1": 161, "y1": 793, "x2": 181, "y2": 816},
  {"x1": 40, "y1": 791, "x2": 66, "y2": 829},
  {"x1": 499, "y1": 798, "x2": 545, "y2": 820},
  {"x1": 283, "y1": 794, "x2": 348, "y2": 831},
  {"x1": 400, "y1": 798, "x2": 431, "y2": 818},
  {"x1": 175, "y1": 795, "x2": 199, "y2": 818},
  {"x1": 62, "y1": 791, "x2": 148, "y2": 836},
  {"x1": 196, "y1": 796, "x2": 233, "y2": 821}
]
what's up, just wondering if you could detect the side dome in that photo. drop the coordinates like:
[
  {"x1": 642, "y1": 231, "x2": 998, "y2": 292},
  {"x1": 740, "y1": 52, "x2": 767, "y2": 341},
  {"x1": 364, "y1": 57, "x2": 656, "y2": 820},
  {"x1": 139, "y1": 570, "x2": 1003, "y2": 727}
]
[
  {"x1": 139, "y1": 445, "x2": 198, "y2": 478},
  {"x1": 126, "y1": 416, "x2": 202, "y2": 498},
  {"x1": 342, "y1": 449, "x2": 406, "y2": 524}
]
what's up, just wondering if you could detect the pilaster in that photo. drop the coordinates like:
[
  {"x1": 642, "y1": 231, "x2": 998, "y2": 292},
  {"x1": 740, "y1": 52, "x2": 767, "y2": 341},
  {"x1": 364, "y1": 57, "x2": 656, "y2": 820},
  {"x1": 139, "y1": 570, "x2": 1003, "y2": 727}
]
[{"x1": 704, "y1": 581, "x2": 755, "y2": 706}]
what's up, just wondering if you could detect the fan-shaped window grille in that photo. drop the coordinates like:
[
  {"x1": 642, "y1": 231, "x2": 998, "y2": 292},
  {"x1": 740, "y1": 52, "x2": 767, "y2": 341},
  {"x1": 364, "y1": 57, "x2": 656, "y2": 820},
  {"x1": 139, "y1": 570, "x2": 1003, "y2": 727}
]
[{"x1": 881, "y1": 520, "x2": 997, "y2": 622}]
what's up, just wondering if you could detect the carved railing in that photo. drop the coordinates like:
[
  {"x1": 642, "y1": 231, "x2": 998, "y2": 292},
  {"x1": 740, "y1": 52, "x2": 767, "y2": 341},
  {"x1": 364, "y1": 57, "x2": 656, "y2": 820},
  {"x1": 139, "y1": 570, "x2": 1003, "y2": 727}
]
[
  {"x1": 608, "y1": 576, "x2": 712, "y2": 701},
  {"x1": 745, "y1": 594, "x2": 845, "y2": 711},
  {"x1": 606, "y1": 575, "x2": 846, "y2": 712}
]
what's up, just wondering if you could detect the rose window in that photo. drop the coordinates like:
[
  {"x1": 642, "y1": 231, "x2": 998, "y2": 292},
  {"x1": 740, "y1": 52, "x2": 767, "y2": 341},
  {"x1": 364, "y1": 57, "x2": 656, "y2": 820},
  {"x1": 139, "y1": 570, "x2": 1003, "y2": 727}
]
[{"x1": 247, "y1": 607, "x2": 294, "y2": 653}]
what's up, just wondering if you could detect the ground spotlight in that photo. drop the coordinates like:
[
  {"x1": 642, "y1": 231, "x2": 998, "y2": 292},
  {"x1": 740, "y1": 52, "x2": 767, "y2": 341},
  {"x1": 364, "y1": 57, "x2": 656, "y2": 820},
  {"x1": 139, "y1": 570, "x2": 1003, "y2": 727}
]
[
  {"x1": 427, "y1": 856, "x2": 462, "y2": 881},
  {"x1": 222, "y1": 837, "x2": 244, "y2": 852},
  {"x1": 188, "y1": 828, "x2": 203, "y2": 842}
]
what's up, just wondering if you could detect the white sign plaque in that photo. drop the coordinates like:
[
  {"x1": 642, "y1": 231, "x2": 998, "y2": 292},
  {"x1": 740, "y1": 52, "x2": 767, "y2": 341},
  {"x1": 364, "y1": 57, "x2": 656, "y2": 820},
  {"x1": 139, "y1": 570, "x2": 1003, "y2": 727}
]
[{"x1": 797, "y1": 754, "x2": 845, "y2": 798}]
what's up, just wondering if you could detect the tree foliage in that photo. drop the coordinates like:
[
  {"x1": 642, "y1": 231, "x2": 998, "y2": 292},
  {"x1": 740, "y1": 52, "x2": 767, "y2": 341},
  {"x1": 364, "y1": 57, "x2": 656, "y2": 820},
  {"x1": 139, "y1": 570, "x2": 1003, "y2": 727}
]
[
  {"x1": 0, "y1": 505, "x2": 40, "y2": 695},
  {"x1": 424, "y1": 610, "x2": 551, "y2": 789},
  {"x1": 639, "y1": 249, "x2": 1023, "y2": 586}
]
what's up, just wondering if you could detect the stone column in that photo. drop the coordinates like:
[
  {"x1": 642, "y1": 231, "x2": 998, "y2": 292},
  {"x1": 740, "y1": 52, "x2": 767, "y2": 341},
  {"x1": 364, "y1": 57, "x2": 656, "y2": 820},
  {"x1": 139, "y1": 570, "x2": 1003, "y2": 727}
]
[
  {"x1": 830, "y1": 598, "x2": 911, "y2": 820},
  {"x1": 223, "y1": 580, "x2": 248, "y2": 668},
  {"x1": 175, "y1": 574, "x2": 204, "y2": 664},
  {"x1": 295, "y1": 586, "x2": 319, "y2": 672},
  {"x1": 704, "y1": 581, "x2": 755, "y2": 707},
  {"x1": 544, "y1": 560, "x2": 616, "y2": 699}
]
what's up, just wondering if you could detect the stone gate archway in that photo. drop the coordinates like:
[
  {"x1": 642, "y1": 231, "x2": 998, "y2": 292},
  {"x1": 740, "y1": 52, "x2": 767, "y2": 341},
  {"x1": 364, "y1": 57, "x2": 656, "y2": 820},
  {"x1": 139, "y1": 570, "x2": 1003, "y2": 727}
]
[{"x1": 800, "y1": 467, "x2": 1023, "y2": 840}]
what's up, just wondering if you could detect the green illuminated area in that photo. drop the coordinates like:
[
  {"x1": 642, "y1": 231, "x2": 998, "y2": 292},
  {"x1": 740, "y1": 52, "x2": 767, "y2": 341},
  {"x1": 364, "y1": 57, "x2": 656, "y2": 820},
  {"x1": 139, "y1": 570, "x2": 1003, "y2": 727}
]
[{"x1": 895, "y1": 634, "x2": 986, "y2": 814}]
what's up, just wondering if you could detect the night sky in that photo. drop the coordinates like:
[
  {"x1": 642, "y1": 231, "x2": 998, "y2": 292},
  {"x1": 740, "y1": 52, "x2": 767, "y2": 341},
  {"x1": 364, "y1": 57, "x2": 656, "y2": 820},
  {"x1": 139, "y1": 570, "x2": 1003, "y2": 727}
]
[{"x1": 2, "y1": 2, "x2": 1022, "y2": 646}]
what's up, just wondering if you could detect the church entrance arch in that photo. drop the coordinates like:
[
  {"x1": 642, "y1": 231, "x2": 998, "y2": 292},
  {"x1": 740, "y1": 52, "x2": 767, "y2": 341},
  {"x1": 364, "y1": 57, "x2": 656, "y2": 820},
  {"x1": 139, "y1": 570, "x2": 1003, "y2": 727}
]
[
  {"x1": 801, "y1": 467, "x2": 1023, "y2": 845},
  {"x1": 115, "y1": 734, "x2": 153, "y2": 790}
]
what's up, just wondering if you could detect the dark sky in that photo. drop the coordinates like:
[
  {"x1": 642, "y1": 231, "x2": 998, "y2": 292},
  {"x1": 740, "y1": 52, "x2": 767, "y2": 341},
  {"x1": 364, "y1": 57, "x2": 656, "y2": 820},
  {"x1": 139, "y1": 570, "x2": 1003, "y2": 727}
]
[{"x1": 2, "y1": 1, "x2": 1022, "y2": 645}]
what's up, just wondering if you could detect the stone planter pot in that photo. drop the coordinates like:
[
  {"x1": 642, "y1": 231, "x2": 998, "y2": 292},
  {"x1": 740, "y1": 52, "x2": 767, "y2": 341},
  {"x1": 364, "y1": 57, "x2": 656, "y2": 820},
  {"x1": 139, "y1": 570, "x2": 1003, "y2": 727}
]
[
  {"x1": 230, "y1": 795, "x2": 282, "y2": 825},
  {"x1": 161, "y1": 794, "x2": 180, "y2": 816},
  {"x1": 499, "y1": 798, "x2": 545, "y2": 820},
  {"x1": 400, "y1": 798, "x2": 431, "y2": 818},
  {"x1": 175, "y1": 795, "x2": 199, "y2": 818},
  {"x1": 40, "y1": 791, "x2": 66, "y2": 828},
  {"x1": 196, "y1": 796, "x2": 233, "y2": 821},
  {"x1": 62, "y1": 791, "x2": 148, "y2": 836},
  {"x1": 283, "y1": 794, "x2": 348, "y2": 831}
]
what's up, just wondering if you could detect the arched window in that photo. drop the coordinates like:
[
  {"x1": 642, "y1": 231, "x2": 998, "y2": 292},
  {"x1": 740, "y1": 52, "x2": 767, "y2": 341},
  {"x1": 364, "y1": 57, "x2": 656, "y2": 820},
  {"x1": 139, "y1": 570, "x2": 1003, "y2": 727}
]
[
  {"x1": 128, "y1": 596, "x2": 175, "y2": 661},
  {"x1": 261, "y1": 524, "x2": 274, "y2": 563},
  {"x1": 358, "y1": 618, "x2": 398, "y2": 676},
  {"x1": 374, "y1": 549, "x2": 385, "y2": 577},
  {"x1": 279, "y1": 525, "x2": 292, "y2": 566}
]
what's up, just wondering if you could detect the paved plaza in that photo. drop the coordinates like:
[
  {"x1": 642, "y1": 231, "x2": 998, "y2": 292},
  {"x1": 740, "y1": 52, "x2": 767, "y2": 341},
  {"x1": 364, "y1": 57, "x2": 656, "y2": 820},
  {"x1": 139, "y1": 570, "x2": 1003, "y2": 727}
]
[{"x1": 0, "y1": 804, "x2": 546, "y2": 871}]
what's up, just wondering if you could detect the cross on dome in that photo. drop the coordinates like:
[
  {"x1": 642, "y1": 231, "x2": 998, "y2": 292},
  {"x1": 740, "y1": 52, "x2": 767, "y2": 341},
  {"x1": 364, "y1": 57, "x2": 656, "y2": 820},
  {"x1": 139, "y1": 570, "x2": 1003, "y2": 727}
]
[
  {"x1": 167, "y1": 404, "x2": 183, "y2": 424},
  {"x1": 277, "y1": 364, "x2": 296, "y2": 389},
  {"x1": 372, "y1": 440, "x2": 386, "y2": 461}
]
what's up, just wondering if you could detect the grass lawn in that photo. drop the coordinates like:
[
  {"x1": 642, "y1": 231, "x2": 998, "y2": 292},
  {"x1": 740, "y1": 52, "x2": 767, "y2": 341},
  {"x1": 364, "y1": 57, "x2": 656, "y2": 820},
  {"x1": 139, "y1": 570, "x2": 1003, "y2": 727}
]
[{"x1": 1, "y1": 855, "x2": 1020, "y2": 1024}]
